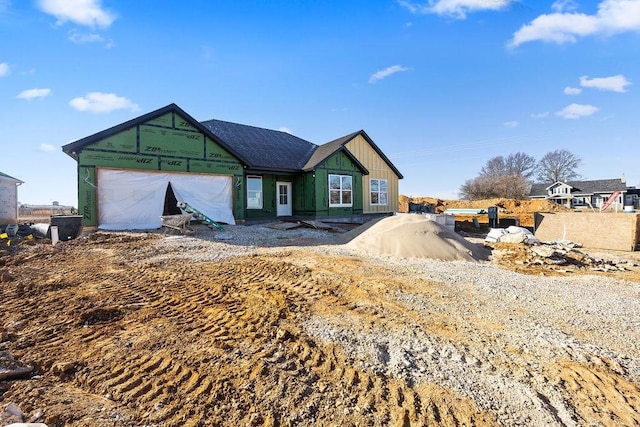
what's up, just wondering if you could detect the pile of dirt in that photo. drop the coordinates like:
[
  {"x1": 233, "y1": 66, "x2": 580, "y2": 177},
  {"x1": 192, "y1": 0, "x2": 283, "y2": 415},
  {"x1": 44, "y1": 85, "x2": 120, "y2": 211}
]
[
  {"x1": 398, "y1": 195, "x2": 570, "y2": 228},
  {"x1": 344, "y1": 214, "x2": 490, "y2": 261},
  {"x1": 399, "y1": 195, "x2": 569, "y2": 215}
]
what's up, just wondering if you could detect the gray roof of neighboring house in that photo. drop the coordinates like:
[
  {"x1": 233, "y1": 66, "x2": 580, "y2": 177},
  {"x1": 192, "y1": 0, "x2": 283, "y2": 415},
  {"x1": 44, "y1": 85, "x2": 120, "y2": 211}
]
[
  {"x1": 529, "y1": 179, "x2": 627, "y2": 197},
  {"x1": 0, "y1": 171, "x2": 23, "y2": 183}
]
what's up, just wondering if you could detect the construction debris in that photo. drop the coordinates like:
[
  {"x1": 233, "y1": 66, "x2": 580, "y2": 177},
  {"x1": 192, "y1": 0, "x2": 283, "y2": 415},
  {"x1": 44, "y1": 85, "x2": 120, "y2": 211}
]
[
  {"x1": 484, "y1": 226, "x2": 540, "y2": 245},
  {"x1": 490, "y1": 240, "x2": 638, "y2": 273},
  {"x1": 0, "y1": 351, "x2": 33, "y2": 381}
]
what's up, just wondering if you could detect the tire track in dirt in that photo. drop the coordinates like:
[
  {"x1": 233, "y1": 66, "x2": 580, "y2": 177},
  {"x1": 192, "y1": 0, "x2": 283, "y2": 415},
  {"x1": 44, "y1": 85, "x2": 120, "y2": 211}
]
[
  {"x1": 4, "y1": 239, "x2": 494, "y2": 425},
  {"x1": 548, "y1": 358, "x2": 640, "y2": 426}
]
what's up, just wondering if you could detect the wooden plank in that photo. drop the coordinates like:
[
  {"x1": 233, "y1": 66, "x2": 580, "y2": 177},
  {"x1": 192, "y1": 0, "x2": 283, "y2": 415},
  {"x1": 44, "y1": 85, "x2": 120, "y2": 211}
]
[
  {"x1": 265, "y1": 222, "x2": 303, "y2": 230},
  {"x1": 299, "y1": 220, "x2": 333, "y2": 230}
]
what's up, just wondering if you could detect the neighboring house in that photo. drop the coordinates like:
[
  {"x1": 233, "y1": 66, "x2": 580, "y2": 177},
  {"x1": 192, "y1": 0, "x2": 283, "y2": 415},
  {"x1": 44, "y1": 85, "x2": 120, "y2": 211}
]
[
  {"x1": 529, "y1": 178, "x2": 635, "y2": 210},
  {"x1": 0, "y1": 171, "x2": 23, "y2": 225},
  {"x1": 62, "y1": 103, "x2": 402, "y2": 230}
]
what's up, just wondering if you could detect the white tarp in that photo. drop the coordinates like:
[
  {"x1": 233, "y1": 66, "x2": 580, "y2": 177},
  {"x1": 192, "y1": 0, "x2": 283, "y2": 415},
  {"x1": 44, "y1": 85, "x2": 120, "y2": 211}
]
[{"x1": 98, "y1": 169, "x2": 235, "y2": 230}]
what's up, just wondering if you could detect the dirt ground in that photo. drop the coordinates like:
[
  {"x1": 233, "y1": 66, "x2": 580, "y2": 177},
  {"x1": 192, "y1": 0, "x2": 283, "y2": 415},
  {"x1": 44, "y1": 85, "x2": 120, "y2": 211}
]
[
  {"x1": 399, "y1": 195, "x2": 570, "y2": 228},
  {"x1": 1, "y1": 219, "x2": 640, "y2": 426}
]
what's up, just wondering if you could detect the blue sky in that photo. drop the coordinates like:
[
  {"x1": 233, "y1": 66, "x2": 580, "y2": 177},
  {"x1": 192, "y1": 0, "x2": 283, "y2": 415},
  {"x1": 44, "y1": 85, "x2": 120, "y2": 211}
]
[{"x1": 1, "y1": 0, "x2": 639, "y2": 206}]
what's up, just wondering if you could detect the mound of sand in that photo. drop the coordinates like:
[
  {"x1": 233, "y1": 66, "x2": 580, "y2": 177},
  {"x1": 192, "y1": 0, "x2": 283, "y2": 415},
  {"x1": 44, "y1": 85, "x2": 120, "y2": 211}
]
[{"x1": 343, "y1": 214, "x2": 489, "y2": 261}]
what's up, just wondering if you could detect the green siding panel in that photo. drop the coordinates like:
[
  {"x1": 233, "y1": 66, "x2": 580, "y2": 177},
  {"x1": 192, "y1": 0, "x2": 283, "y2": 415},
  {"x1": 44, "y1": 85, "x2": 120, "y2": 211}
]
[
  {"x1": 139, "y1": 125, "x2": 204, "y2": 158},
  {"x1": 79, "y1": 151, "x2": 158, "y2": 170},
  {"x1": 312, "y1": 151, "x2": 363, "y2": 217},
  {"x1": 146, "y1": 113, "x2": 173, "y2": 127},
  {"x1": 160, "y1": 158, "x2": 188, "y2": 172},
  {"x1": 90, "y1": 127, "x2": 137, "y2": 153},
  {"x1": 78, "y1": 166, "x2": 97, "y2": 227},
  {"x1": 174, "y1": 115, "x2": 199, "y2": 131},
  {"x1": 189, "y1": 160, "x2": 242, "y2": 175},
  {"x1": 205, "y1": 137, "x2": 237, "y2": 162}
]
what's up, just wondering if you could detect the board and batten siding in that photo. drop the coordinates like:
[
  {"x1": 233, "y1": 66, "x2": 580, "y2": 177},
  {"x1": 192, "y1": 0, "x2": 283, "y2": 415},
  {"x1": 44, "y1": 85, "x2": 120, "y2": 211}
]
[{"x1": 345, "y1": 135, "x2": 399, "y2": 214}]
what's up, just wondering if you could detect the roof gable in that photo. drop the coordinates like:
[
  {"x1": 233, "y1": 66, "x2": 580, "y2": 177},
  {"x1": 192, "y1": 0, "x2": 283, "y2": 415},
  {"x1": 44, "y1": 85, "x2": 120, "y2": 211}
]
[
  {"x1": 62, "y1": 103, "x2": 246, "y2": 164},
  {"x1": 201, "y1": 119, "x2": 317, "y2": 172},
  {"x1": 546, "y1": 181, "x2": 573, "y2": 190},
  {"x1": 302, "y1": 140, "x2": 369, "y2": 174},
  {"x1": 317, "y1": 130, "x2": 403, "y2": 179}
]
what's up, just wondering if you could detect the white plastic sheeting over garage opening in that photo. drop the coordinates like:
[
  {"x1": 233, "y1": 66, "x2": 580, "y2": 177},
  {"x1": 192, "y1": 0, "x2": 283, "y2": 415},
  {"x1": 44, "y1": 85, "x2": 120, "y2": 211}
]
[{"x1": 97, "y1": 169, "x2": 235, "y2": 230}]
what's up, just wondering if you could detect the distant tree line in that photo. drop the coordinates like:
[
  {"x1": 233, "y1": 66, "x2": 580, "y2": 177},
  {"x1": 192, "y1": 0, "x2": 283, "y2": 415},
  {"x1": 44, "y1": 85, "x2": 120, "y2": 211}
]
[{"x1": 459, "y1": 149, "x2": 581, "y2": 200}]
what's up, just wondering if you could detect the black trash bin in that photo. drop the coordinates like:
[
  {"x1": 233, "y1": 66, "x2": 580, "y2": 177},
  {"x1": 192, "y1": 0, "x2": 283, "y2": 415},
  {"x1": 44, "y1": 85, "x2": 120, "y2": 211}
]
[{"x1": 50, "y1": 215, "x2": 83, "y2": 240}]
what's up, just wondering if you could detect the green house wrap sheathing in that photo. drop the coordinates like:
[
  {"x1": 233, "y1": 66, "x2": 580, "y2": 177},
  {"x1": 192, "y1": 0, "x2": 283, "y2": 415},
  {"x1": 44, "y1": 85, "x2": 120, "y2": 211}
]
[
  {"x1": 295, "y1": 150, "x2": 363, "y2": 217},
  {"x1": 73, "y1": 111, "x2": 244, "y2": 227}
]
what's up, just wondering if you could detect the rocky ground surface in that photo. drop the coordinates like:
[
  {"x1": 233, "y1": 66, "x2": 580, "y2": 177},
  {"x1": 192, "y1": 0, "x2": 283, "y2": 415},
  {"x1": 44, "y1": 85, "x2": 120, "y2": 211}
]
[{"x1": 1, "y1": 221, "x2": 640, "y2": 426}]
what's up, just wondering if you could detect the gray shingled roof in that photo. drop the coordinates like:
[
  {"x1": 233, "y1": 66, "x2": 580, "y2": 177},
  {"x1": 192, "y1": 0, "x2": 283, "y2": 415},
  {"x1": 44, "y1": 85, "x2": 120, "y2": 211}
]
[
  {"x1": 529, "y1": 179, "x2": 627, "y2": 197},
  {"x1": 302, "y1": 132, "x2": 360, "y2": 172},
  {"x1": 201, "y1": 119, "x2": 317, "y2": 172},
  {"x1": 0, "y1": 171, "x2": 23, "y2": 183}
]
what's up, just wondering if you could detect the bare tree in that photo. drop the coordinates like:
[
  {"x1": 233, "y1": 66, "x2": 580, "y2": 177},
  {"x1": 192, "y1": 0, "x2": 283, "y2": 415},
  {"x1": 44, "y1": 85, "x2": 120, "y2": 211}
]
[
  {"x1": 459, "y1": 174, "x2": 530, "y2": 200},
  {"x1": 479, "y1": 156, "x2": 507, "y2": 178},
  {"x1": 505, "y1": 152, "x2": 536, "y2": 179},
  {"x1": 536, "y1": 149, "x2": 581, "y2": 183}
]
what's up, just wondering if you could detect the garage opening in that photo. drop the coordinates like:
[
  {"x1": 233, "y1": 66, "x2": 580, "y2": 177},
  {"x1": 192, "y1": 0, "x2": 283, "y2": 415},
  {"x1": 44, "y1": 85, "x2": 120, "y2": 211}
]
[
  {"x1": 97, "y1": 169, "x2": 236, "y2": 230},
  {"x1": 163, "y1": 183, "x2": 181, "y2": 216}
]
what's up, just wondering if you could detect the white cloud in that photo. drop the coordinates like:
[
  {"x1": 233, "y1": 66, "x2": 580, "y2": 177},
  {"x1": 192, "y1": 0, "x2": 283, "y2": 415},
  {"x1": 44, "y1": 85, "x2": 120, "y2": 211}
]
[
  {"x1": 531, "y1": 112, "x2": 550, "y2": 119},
  {"x1": 17, "y1": 88, "x2": 52, "y2": 100},
  {"x1": 564, "y1": 86, "x2": 582, "y2": 95},
  {"x1": 579, "y1": 74, "x2": 631, "y2": 92},
  {"x1": 278, "y1": 127, "x2": 292, "y2": 134},
  {"x1": 503, "y1": 120, "x2": 518, "y2": 128},
  {"x1": 552, "y1": 0, "x2": 578, "y2": 13},
  {"x1": 556, "y1": 103, "x2": 599, "y2": 119},
  {"x1": 37, "y1": 0, "x2": 115, "y2": 28},
  {"x1": 69, "y1": 92, "x2": 139, "y2": 113},
  {"x1": 397, "y1": 0, "x2": 511, "y2": 19},
  {"x1": 68, "y1": 29, "x2": 104, "y2": 44},
  {"x1": 40, "y1": 143, "x2": 56, "y2": 152},
  {"x1": 369, "y1": 65, "x2": 410, "y2": 83},
  {"x1": 509, "y1": 0, "x2": 640, "y2": 47},
  {"x1": 0, "y1": 62, "x2": 9, "y2": 77}
]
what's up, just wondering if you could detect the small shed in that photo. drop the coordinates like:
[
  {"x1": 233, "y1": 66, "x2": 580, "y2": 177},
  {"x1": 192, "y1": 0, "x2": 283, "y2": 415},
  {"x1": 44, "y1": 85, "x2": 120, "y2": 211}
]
[{"x1": 0, "y1": 171, "x2": 24, "y2": 225}]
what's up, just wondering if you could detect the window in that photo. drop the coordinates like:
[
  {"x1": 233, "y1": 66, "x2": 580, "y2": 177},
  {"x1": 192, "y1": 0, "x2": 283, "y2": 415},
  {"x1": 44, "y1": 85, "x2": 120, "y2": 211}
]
[
  {"x1": 370, "y1": 178, "x2": 388, "y2": 205},
  {"x1": 329, "y1": 174, "x2": 352, "y2": 207},
  {"x1": 247, "y1": 176, "x2": 263, "y2": 209}
]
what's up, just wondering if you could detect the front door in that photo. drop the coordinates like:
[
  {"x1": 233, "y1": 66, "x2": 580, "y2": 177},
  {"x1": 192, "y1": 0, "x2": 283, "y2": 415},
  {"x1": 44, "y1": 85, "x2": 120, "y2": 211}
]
[{"x1": 276, "y1": 182, "x2": 292, "y2": 216}]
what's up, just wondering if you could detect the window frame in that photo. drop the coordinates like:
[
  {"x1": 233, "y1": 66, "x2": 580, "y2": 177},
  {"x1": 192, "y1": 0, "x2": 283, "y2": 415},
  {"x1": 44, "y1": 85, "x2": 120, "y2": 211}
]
[
  {"x1": 246, "y1": 176, "x2": 263, "y2": 209},
  {"x1": 370, "y1": 178, "x2": 388, "y2": 206},
  {"x1": 328, "y1": 174, "x2": 353, "y2": 208}
]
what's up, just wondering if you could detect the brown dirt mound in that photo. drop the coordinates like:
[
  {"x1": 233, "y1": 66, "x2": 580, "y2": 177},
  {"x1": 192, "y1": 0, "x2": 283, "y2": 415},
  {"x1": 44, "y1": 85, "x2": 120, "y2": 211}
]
[
  {"x1": 399, "y1": 195, "x2": 569, "y2": 215},
  {"x1": 399, "y1": 195, "x2": 570, "y2": 228},
  {"x1": 344, "y1": 214, "x2": 490, "y2": 261}
]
